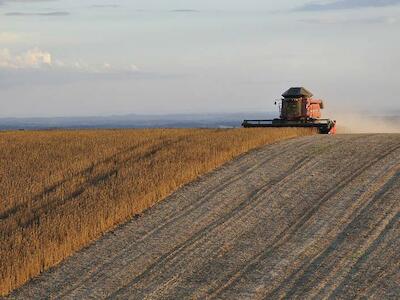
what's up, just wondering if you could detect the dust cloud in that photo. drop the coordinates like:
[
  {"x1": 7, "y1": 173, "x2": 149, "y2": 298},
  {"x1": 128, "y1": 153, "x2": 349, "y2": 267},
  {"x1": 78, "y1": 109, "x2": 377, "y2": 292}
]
[{"x1": 333, "y1": 113, "x2": 400, "y2": 134}]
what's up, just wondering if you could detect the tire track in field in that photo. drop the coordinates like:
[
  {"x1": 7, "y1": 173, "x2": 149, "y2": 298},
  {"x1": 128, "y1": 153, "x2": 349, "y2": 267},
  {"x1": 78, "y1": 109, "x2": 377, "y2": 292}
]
[
  {"x1": 80, "y1": 136, "x2": 363, "y2": 299},
  {"x1": 200, "y1": 152, "x2": 398, "y2": 299},
  {"x1": 108, "y1": 156, "x2": 315, "y2": 299},
  {"x1": 330, "y1": 212, "x2": 400, "y2": 299},
  {"x1": 7, "y1": 134, "x2": 400, "y2": 300},
  {"x1": 54, "y1": 137, "x2": 318, "y2": 298},
  {"x1": 154, "y1": 136, "x2": 400, "y2": 300},
  {"x1": 263, "y1": 166, "x2": 400, "y2": 299},
  {"x1": 312, "y1": 176, "x2": 400, "y2": 298},
  {"x1": 283, "y1": 175, "x2": 400, "y2": 299},
  {"x1": 107, "y1": 137, "x2": 362, "y2": 299},
  {"x1": 209, "y1": 142, "x2": 400, "y2": 299}
]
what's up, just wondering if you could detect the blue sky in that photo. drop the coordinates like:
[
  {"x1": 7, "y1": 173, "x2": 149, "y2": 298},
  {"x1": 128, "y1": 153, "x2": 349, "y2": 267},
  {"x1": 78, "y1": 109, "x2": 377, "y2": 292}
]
[{"x1": 0, "y1": 0, "x2": 399, "y2": 117}]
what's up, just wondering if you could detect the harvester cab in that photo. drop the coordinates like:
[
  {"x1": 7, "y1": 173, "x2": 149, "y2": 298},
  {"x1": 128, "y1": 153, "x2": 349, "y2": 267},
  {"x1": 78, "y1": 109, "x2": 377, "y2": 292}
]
[{"x1": 242, "y1": 87, "x2": 336, "y2": 134}]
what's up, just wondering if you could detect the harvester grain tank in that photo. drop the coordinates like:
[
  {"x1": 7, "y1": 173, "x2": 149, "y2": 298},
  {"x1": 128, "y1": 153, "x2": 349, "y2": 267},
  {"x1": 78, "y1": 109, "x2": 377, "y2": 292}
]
[{"x1": 242, "y1": 87, "x2": 336, "y2": 134}]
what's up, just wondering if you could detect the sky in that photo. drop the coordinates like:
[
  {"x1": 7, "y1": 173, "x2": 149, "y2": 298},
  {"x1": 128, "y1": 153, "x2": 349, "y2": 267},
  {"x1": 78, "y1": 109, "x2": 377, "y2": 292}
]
[{"x1": 0, "y1": 0, "x2": 399, "y2": 117}]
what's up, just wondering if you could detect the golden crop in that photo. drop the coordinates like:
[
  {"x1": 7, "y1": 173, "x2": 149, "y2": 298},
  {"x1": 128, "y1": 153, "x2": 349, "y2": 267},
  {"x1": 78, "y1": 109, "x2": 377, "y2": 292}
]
[{"x1": 0, "y1": 128, "x2": 314, "y2": 295}]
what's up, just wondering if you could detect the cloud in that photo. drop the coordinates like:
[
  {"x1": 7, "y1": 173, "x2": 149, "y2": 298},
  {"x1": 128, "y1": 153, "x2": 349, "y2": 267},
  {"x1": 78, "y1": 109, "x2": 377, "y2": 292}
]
[
  {"x1": 170, "y1": 9, "x2": 199, "y2": 13},
  {"x1": 0, "y1": 0, "x2": 55, "y2": 5},
  {"x1": 0, "y1": 48, "x2": 52, "y2": 69},
  {"x1": 0, "y1": 47, "x2": 139, "y2": 74},
  {"x1": 90, "y1": 4, "x2": 120, "y2": 8},
  {"x1": 300, "y1": 15, "x2": 400, "y2": 24},
  {"x1": 5, "y1": 11, "x2": 69, "y2": 16},
  {"x1": 296, "y1": 0, "x2": 400, "y2": 11}
]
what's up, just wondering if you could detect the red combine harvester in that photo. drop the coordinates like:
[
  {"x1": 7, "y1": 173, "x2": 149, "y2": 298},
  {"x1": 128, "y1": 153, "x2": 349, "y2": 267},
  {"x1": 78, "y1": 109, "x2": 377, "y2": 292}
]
[{"x1": 242, "y1": 87, "x2": 336, "y2": 134}]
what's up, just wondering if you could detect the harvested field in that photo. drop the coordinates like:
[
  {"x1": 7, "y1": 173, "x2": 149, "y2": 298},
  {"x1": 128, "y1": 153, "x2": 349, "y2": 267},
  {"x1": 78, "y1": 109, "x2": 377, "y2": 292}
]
[
  {"x1": 0, "y1": 128, "x2": 312, "y2": 296},
  {"x1": 6, "y1": 134, "x2": 400, "y2": 299}
]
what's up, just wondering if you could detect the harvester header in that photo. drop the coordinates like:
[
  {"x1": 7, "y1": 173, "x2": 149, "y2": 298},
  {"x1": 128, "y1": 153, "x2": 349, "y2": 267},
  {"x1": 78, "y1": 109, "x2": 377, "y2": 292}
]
[{"x1": 242, "y1": 87, "x2": 336, "y2": 134}]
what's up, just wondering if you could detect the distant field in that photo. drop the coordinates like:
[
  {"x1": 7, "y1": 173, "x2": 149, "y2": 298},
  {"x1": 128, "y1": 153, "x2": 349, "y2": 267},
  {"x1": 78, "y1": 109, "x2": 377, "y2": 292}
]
[{"x1": 0, "y1": 128, "x2": 313, "y2": 296}]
